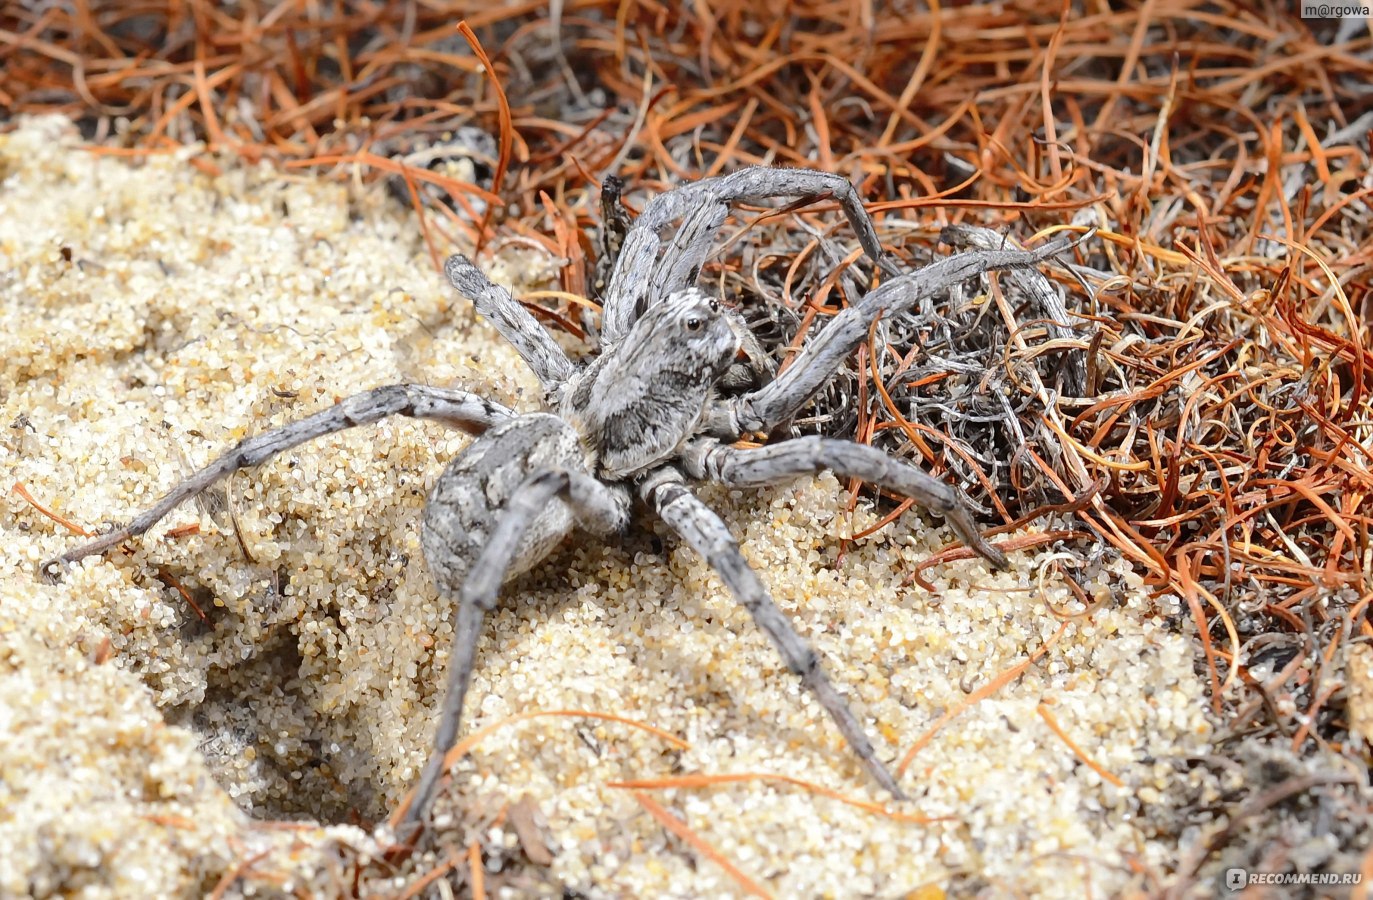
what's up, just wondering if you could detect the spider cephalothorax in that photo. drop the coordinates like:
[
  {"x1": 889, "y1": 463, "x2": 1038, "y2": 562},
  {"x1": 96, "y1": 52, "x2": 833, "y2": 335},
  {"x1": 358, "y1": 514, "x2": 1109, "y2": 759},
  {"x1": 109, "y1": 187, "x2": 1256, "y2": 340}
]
[
  {"x1": 42, "y1": 166, "x2": 1079, "y2": 833},
  {"x1": 561, "y1": 287, "x2": 740, "y2": 479}
]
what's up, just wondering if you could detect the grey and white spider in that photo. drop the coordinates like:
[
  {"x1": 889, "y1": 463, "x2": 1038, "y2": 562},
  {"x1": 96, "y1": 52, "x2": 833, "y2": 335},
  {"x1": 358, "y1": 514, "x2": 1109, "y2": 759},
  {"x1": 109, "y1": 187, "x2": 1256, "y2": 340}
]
[{"x1": 41, "y1": 167, "x2": 1078, "y2": 832}]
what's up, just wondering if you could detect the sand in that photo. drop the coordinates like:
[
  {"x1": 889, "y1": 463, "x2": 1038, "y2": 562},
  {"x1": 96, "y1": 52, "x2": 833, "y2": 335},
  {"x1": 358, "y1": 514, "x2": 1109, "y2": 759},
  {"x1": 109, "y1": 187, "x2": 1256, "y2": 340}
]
[{"x1": 1, "y1": 115, "x2": 1220, "y2": 898}]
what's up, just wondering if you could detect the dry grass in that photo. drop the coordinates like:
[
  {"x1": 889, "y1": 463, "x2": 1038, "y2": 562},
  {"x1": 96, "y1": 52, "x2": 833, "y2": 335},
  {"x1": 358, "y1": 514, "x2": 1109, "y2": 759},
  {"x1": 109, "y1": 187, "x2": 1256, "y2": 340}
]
[{"x1": 4, "y1": 0, "x2": 1371, "y2": 895}]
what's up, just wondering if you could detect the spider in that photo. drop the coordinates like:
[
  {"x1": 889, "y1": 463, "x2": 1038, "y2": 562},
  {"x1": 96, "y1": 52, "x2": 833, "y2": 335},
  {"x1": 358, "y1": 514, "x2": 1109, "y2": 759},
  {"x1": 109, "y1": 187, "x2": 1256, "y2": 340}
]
[{"x1": 41, "y1": 166, "x2": 1078, "y2": 833}]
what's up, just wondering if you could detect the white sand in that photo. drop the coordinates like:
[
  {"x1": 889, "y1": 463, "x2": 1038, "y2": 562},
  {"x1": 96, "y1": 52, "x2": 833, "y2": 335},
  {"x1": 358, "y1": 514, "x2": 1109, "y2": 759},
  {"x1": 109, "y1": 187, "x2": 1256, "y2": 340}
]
[{"x1": 0, "y1": 115, "x2": 1218, "y2": 898}]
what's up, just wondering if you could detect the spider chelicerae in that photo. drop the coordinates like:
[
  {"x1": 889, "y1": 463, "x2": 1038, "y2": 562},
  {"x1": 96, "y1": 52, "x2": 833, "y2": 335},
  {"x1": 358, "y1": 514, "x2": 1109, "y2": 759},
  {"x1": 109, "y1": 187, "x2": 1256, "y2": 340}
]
[{"x1": 41, "y1": 166, "x2": 1077, "y2": 832}]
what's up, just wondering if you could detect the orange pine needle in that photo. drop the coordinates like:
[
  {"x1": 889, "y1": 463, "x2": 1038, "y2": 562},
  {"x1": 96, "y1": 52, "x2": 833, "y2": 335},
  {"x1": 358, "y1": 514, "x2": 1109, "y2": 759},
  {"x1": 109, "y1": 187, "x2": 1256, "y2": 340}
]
[
  {"x1": 897, "y1": 623, "x2": 1069, "y2": 776},
  {"x1": 388, "y1": 709, "x2": 689, "y2": 826},
  {"x1": 631, "y1": 791, "x2": 772, "y2": 899},
  {"x1": 11, "y1": 482, "x2": 91, "y2": 537},
  {"x1": 608, "y1": 772, "x2": 953, "y2": 824},
  {"x1": 1036, "y1": 703, "x2": 1126, "y2": 789}
]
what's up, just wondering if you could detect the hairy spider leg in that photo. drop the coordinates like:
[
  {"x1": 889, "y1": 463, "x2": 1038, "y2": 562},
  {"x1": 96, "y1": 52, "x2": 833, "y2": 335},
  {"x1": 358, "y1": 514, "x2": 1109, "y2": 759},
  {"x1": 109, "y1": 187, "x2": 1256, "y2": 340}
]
[
  {"x1": 40, "y1": 385, "x2": 512, "y2": 575},
  {"x1": 684, "y1": 436, "x2": 1008, "y2": 568},
  {"x1": 714, "y1": 233, "x2": 1084, "y2": 438},
  {"x1": 641, "y1": 469, "x2": 908, "y2": 800},
  {"x1": 646, "y1": 197, "x2": 727, "y2": 305},
  {"x1": 403, "y1": 468, "x2": 630, "y2": 828},
  {"x1": 600, "y1": 167, "x2": 889, "y2": 347},
  {"x1": 445, "y1": 254, "x2": 577, "y2": 393}
]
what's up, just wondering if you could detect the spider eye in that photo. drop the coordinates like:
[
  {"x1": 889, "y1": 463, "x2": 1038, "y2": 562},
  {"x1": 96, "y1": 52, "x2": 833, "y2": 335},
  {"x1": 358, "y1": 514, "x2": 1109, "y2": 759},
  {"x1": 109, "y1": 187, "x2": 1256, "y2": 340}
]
[
  {"x1": 685, "y1": 316, "x2": 703, "y2": 332},
  {"x1": 708, "y1": 299, "x2": 720, "y2": 313}
]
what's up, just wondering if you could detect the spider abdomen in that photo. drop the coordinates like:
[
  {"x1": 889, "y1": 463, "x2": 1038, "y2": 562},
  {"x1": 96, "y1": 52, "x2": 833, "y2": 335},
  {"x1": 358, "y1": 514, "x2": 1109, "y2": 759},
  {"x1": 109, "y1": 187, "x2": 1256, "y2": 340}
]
[{"x1": 421, "y1": 413, "x2": 584, "y2": 597}]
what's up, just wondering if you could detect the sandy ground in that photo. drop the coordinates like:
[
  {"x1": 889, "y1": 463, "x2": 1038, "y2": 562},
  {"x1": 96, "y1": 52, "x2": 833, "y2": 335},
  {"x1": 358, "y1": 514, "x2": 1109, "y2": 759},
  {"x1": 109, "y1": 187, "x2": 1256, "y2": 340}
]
[{"x1": 1, "y1": 115, "x2": 1222, "y2": 898}]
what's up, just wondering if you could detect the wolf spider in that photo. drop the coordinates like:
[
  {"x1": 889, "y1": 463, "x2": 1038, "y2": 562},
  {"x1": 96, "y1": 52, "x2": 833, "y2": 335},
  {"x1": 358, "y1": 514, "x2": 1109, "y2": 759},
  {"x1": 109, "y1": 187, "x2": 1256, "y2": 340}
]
[{"x1": 42, "y1": 167, "x2": 1078, "y2": 832}]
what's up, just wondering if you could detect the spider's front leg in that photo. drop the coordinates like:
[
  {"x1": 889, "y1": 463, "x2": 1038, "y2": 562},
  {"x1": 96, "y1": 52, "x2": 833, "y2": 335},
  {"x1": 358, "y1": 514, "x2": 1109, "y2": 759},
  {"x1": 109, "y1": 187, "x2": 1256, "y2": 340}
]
[
  {"x1": 600, "y1": 167, "x2": 889, "y2": 347},
  {"x1": 683, "y1": 436, "x2": 1007, "y2": 568},
  {"x1": 710, "y1": 231, "x2": 1087, "y2": 438},
  {"x1": 640, "y1": 468, "x2": 907, "y2": 800},
  {"x1": 444, "y1": 254, "x2": 577, "y2": 396},
  {"x1": 402, "y1": 413, "x2": 630, "y2": 831},
  {"x1": 39, "y1": 384, "x2": 513, "y2": 577}
]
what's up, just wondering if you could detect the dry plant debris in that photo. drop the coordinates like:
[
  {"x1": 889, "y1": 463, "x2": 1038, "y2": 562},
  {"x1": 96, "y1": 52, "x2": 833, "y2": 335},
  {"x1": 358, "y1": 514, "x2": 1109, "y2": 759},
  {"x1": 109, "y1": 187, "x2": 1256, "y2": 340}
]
[
  {"x1": 2, "y1": 0, "x2": 1372, "y2": 896},
  {"x1": 0, "y1": 124, "x2": 1213, "y2": 896}
]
